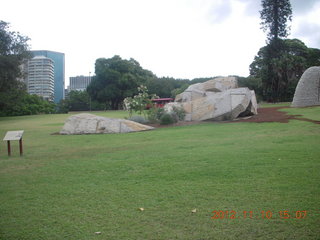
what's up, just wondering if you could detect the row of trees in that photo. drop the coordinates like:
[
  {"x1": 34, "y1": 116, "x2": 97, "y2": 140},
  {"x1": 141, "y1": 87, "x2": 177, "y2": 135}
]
[{"x1": 57, "y1": 90, "x2": 105, "y2": 113}]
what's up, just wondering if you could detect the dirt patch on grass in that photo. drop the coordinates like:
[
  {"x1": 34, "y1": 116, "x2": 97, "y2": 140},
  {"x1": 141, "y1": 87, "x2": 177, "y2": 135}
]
[
  {"x1": 148, "y1": 107, "x2": 320, "y2": 128},
  {"x1": 230, "y1": 107, "x2": 320, "y2": 124}
]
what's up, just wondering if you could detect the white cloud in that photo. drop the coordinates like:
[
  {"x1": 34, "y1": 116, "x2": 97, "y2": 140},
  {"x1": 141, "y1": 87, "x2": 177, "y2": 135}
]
[
  {"x1": 206, "y1": 0, "x2": 233, "y2": 24},
  {"x1": 291, "y1": 0, "x2": 320, "y2": 14},
  {"x1": 291, "y1": 1, "x2": 320, "y2": 48}
]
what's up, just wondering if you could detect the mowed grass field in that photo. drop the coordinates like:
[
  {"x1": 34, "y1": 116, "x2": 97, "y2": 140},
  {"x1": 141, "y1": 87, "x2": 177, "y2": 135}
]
[{"x1": 0, "y1": 106, "x2": 319, "y2": 240}]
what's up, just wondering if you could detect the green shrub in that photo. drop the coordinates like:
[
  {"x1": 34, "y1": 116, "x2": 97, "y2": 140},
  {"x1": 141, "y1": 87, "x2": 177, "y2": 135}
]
[
  {"x1": 0, "y1": 91, "x2": 56, "y2": 116},
  {"x1": 56, "y1": 99, "x2": 70, "y2": 113},
  {"x1": 146, "y1": 108, "x2": 157, "y2": 123},
  {"x1": 160, "y1": 113, "x2": 177, "y2": 125},
  {"x1": 147, "y1": 107, "x2": 163, "y2": 123},
  {"x1": 147, "y1": 105, "x2": 186, "y2": 125}
]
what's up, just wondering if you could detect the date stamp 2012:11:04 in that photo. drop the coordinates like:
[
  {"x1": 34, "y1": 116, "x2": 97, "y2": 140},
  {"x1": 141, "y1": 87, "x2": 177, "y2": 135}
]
[{"x1": 211, "y1": 210, "x2": 307, "y2": 220}]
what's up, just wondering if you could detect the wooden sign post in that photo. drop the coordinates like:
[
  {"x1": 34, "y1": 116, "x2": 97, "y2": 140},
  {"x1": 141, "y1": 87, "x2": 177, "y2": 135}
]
[{"x1": 3, "y1": 130, "x2": 24, "y2": 156}]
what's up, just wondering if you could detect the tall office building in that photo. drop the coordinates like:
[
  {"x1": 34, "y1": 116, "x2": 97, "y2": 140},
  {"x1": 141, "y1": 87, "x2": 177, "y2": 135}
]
[
  {"x1": 31, "y1": 50, "x2": 65, "y2": 103},
  {"x1": 69, "y1": 75, "x2": 92, "y2": 91},
  {"x1": 26, "y1": 56, "x2": 55, "y2": 101}
]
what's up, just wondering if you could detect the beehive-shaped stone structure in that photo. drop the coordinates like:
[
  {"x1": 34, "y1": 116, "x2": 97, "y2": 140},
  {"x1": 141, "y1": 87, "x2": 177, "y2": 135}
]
[{"x1": 292, "y1": 66, "x2": 320, "y2": 107}]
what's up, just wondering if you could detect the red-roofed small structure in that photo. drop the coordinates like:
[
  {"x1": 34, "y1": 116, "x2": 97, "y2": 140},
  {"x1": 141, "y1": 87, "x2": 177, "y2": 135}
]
[{"x1": 151, "y1": 98, "x2": 174, "y2": 108}]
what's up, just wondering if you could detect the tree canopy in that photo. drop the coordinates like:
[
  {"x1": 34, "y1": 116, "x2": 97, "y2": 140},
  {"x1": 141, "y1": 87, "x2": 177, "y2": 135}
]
[
  {"x1": 0, "y1": 20, "x2": 30, "y2": 93},
  {"x1": 146, "y1": 77, "x2": 189, "y2": 98},
  {"x1": 87, "y1": 55, "x2": 156, "y2": 109},
  {"x1": 56, "y1": 90, "x2": 105, "y2": 113},
  {"x1": 249, "y1": 38, "x2": 320, "y2": 101},
  {"x1": 260, "y1": 0, "x2": 292, "y2": 42}
]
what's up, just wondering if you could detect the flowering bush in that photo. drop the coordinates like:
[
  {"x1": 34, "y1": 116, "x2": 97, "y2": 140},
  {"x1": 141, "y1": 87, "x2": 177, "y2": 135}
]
[{"x1": 123, "y1": 85, "x2": 158, "y2": 117}]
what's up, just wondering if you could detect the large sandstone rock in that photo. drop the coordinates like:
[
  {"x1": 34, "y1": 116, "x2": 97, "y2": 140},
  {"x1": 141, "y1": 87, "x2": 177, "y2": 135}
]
[
  {"x1": 172, "y1": 78, "x2": 258, "y2": 121},
  {"x1": 188, "y1": 76, "x2": 238, "y2": 92},
  {"x1": 175, "y1": 77, "x2": 238, "y2": 102},
  {"x1": 60, "y1": 113, "x2": 154, "y2": 135},
  {"x1": 292, "y1": 66, "x2": 320, "y2": 107}
]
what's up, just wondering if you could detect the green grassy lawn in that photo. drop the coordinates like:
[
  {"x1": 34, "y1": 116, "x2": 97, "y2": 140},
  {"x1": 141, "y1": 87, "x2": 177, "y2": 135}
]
[
  {"x1": 281, "y1": 106, "x2": 320, "y2": 122},
  {"x1": 0, "y1": 107, "x2": 319, "y2": 239}
]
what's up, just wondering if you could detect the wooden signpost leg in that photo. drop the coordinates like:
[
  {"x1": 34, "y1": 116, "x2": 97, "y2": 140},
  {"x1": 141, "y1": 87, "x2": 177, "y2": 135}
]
[
  {"x1": 3, "y1": 130, "x2": 24, "y2": 157},
  {"x1": 7, "y1": 140, "x2": 11, "y2": 156},
  {"x1": 19, "y1": 138, "x2": 23, "y2": 156}
]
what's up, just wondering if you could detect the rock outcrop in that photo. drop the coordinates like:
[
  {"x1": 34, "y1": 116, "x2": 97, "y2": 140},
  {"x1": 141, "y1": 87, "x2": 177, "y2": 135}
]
[
  {"x1": 60, "y1": 113, "x2": 154, "y2": 135},
  {"x1": 172, "y1": 77, "x2": 258, "y2": 121},
  {"x1": 292, "y1": 66, "x2": 320, "y2": 107}
]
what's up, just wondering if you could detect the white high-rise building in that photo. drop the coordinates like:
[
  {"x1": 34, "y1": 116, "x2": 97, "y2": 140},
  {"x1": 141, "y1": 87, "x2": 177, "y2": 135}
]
[
  {"x1": 69, "y1": 76, "x2": 92, "y2": 91},
  {"x1": 31, "y1": 50, "x2": 65, "y2": 103},
  {"x1": 26, "y1": 56, "x2": 55, "y2": 101}
]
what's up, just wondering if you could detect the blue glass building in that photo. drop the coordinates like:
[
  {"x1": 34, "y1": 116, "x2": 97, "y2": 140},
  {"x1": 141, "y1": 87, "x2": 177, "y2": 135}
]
[{"x1": 31, "y1": 50, "x2": 65, "y2": 103}]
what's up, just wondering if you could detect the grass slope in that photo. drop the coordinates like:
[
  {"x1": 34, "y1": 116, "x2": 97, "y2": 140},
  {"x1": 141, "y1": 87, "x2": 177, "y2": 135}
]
[{"x1": 0, "y1": 107, "x2": 319, "y2": 239}]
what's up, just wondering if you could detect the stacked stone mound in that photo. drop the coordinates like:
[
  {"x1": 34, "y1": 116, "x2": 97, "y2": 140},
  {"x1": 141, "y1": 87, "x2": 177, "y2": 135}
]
[
  {"x1": 60, "y1": 113, "x2": 154, "y2": 135},
  {"x1": 292, "y1": 66, "x2": 320, "y2": 107},
  {"x1": 171, "y1": 77, "x2": 258, "y2": 121}
]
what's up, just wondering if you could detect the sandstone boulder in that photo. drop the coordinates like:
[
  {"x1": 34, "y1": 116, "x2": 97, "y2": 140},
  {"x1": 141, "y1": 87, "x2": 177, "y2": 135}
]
[
  {"x1": 175, "y1": 77, "x2": 238, "y2": 102},
  {"x1": 172, "y1": 78, "x2": 257, "y2": 121},
  {"x1": 60, "y1": 113, "x2": 154, "y2": 135},
  {"x1": 186, "y1": 76, "x2": 237, "y2": 92},
  {"x1": 292, "y1": 66, "x2": 320, "y2": 107}
]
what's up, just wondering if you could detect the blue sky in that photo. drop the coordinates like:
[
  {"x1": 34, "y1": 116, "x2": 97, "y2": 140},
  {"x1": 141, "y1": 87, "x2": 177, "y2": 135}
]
[{"x1": 1, "y1": 0, "x2": 319, "y2": 86}]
